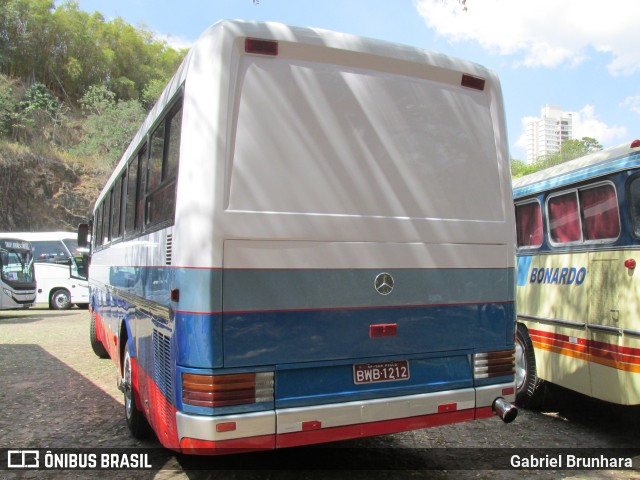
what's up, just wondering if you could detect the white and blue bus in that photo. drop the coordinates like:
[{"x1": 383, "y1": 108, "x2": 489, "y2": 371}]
[
  {"x1": 0, "y1": 237, "x2": 36, "y2": 310},
  {"x1": 513, "y1": 140, "x2": 640, "y2": 407},
  {"x1": 79, "y1": 20, "x2": 517, "y2": 454}
]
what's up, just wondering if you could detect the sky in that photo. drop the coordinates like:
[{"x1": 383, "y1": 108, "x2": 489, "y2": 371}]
[{"x1": 72, "y1": 0, "x2": 640, "y2": 161}]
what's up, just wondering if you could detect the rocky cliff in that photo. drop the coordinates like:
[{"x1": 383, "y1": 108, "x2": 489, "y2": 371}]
[{"x1": 0, "y1": 143, "x2": 106, "y2": 232}]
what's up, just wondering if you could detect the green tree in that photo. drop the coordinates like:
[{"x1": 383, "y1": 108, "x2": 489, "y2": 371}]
[
  {"x1": 513, "y1": 137, "x2": 604, "y2": 178},
  {"x1": 538, "y1": 137, "x2": 603, "y2": 168},
  {"x1": 0, "y1": 73, "x2": 18, "y2": 135},
  {"x1": 0, "y1": 0, "x2": 185, "y2": 105},
  {"x1": 80, "y1": 84, "x2": 116, "y2": 115},
  {"x1": 72, "y1": 96, "x2": 145, "y2": 166},
  {"x1": 13, "y1": 81, "x2": 67, "y2": 145}
]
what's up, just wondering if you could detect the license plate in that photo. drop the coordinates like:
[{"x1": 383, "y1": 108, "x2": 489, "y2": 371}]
[{"x1": 353, "y1": 360, "x2": 410, "y2": 385}]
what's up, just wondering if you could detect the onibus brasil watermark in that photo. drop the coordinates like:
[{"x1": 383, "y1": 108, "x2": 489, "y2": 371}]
[{"x1": 6, "y1": 450, "x2": 152, "y2": 470}]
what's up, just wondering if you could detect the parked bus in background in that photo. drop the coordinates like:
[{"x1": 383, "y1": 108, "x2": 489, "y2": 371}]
[
  {"x1": 78, "y1": 20, "x2": 517, "y2": 454},
  {"x1": 1, "y1": 232, "x2": 89, "y2": 310},
  {"x1": 0, "y1": 237, "x2": 36, "y2": 310},
  {"x1": 513, "y1": 139, "x2": 640, "y2": 407}
]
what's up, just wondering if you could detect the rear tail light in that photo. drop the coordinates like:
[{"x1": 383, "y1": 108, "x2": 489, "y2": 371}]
[
  {"x1": 473, "y1": 349, "x2": 515, "y2": 379},
  {"x1": 182, "y1": 372, "x2": 274, "y2": 407}
]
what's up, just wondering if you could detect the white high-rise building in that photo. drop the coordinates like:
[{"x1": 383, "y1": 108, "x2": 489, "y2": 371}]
[{"x1": 525, "y1": 105, "x2": 573, "y2": 163}]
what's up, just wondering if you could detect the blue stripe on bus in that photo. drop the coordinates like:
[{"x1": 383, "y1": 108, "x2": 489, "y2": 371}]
[
  {"x1": 516, "y1": 256, "x2": 533, "y2": 287},
  {"x1": 274, "y1": 354, "x2": 473, "y2": 409},
  {"x1": 221, "y1": 302, "x2": 514, "y2": 367}
]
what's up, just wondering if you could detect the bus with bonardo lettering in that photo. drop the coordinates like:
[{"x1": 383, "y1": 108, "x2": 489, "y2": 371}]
[
  {"x1": 78, "y1": 20, "x2": 518, "y2": 454},
  {"x1": 513, "y1": 139, "x2": 640, "y2": 407},
  {"x1": 0, "y1": 237, "x2": 36, "y2": 310}
]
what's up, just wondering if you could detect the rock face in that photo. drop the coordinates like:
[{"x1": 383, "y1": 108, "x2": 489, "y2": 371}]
[{"x1": 0, "y1": 144, "x2": 105, "y2": 232}]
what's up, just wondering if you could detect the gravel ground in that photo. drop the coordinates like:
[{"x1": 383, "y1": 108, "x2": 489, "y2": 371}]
[{"x1": 1, "y1": 307, "x2": 638, "y2": 479}]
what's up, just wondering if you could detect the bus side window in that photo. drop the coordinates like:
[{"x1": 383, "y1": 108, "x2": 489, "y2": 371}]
[
  {"x1": 125, "y1": 155, "x2": 138, "y2": 236},
  {"x1": 103, "y1": 190, "x2": 112, "y2": 245},
  {"x1": 515, "y1": 201, "x2": 543, "y2": 248},
  {"x1": 146, "y1": 100, "x2": 182, "y2": 228},
  {"x1": 95, "y1": 203, "x2": 103, "y2": 248},
  {"x1": 578, "y1": 184, "x2": 620, "y2": 241},
  {"x1": 111, "y1": 173, "x2": 125, "y2": 241},
  {"x1": 548, "y1": 191, "x2": 581, "y2": 244},
  {"x1": 630, "y1": 177, "x2": 640, "y2": 237}
]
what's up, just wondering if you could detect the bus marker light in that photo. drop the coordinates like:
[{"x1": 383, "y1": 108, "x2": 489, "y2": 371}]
[
  {"x1": 461, "y1": 74, "x2": 485, "y2": 91},
  {"x1": 171, "y1": 289, "x2": 180, "y2": 302},
  {"x1": 438, "y1": 403, "x2": 457, "y2": 413},
  {"x1": 370, "y1": 323, "x2": 397, "y2": 338},
  {"x1": 245, "y1": 38, "x2": 279, "y2": 56},
  {"x1": 301, "y1": 420, "x2": 322, "y2": 431},
  {"x1": 502, "y1": 387, "x2": 515, "y2": 396},
  {"x1": 625, "y1": 259, "x2": 636, "y2": 269},
  {"x1": 631, "y1": 139, "x2": 640, "y2": 148},
  {"x1": 216, "y1": 422, "x2": 237, "y2": 433}
]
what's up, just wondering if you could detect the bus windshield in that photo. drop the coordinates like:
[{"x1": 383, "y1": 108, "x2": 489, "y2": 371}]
[
  {"x1": 0, "y1": 240, "x2": 35, "y2": 286},
  {"x1": 62, "y1": 238, "x2": 88, "y2": 280}
]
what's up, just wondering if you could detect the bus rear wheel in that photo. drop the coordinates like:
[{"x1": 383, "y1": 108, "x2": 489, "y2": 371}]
[
  {"x1": 123, "y1": 340, "x2": 150, "y2": 439},
  {"x1": 50, "y1": 289, "x2": 71, "y2": 310},
  {"x1": 90, "y1": 314, "x2": 109, "y2": 359},
  {"x1": 515, "y1": 322, "x2": 539, "y2": 407}
]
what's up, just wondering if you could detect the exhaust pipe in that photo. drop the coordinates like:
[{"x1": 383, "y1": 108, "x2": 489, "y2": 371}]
[{"x1": 493, "y1": 397, "x2": 518, "y2": 423}]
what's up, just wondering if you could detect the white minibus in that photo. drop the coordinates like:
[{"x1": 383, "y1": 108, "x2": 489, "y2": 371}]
[{"x1": 2, "y1": 232, "x2": 89, "y2": 309}]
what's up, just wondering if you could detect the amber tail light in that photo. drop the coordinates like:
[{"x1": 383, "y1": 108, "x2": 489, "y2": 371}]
[
  {"x1": 473, "y1": 349, "x2": 515, "y2": 379},
  {"x1": 182, "y1": 372, "x2": 274, "y2": 408}
]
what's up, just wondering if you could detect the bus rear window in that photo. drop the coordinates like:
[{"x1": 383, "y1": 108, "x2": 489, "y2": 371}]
[{"x1": 515, "y1": 201, "x2": 543, "y2": 248}]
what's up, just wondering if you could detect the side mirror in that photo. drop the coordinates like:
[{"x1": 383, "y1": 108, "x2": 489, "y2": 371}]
[{"x1": 77, "y1": 223, "x2": 90, "y2": 248}]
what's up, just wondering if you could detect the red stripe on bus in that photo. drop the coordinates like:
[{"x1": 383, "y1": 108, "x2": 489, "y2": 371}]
[{"x1": 529, "y1": 328, "x2": 640, "y2": 372}]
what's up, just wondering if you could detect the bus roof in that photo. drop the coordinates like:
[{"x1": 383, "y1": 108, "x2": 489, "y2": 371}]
[
  {"x1": 512, "y1": 140, "x2": 640, "y2": 200},
  {"x1": 94, "y1": 19, "x2": 502, "y2": 209}
]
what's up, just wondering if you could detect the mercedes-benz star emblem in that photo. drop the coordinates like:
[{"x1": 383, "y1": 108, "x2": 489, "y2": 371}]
[{"x1": 374, "y1": 273, "x2": 394, "y2": 295}]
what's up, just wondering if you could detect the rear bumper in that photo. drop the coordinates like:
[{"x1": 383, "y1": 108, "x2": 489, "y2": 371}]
[{"x1": 176, "y1": 382, "x2": 514, "y2": 452}]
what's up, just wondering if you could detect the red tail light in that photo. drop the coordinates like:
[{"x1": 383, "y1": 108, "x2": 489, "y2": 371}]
[
  {"x1": 182, "y1": 372, "x2": 274, "y2": 407},
  {"x1": 630, "y1": 139, "x2": 640, "y2": 148}
]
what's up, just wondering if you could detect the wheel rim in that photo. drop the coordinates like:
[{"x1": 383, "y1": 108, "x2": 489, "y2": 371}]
[
  {"x1": 54, "y1": 292, "x2": 70, "y2": 309},
  {"x1": 515, "y1": 336, "x2": 527, "y2": 391},
  {"x1": 123, "y1": 351, "x2": 133, "y2": 419}
]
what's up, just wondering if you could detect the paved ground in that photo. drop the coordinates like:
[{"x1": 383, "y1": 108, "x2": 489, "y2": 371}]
[{"x1": 1, "y1": 307, "x2": 639, "y2": 479}]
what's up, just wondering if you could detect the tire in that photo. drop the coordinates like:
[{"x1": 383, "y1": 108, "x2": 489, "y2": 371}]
[
  {"x1": 89, "y1": 314, "x2": 109, "y2": 359},
  {"x1": 515, "y1": 322, "x2": 539, "y2": 408},
  {"x1": 123, "y1": 340, "x2": 150, "y2": 439},
  {"x1": 50, "y1": 289, "x2": 71, "y2": 310}
]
